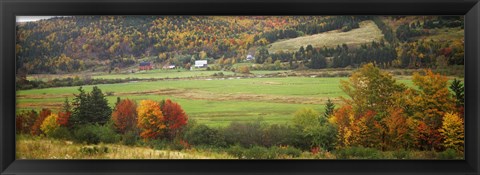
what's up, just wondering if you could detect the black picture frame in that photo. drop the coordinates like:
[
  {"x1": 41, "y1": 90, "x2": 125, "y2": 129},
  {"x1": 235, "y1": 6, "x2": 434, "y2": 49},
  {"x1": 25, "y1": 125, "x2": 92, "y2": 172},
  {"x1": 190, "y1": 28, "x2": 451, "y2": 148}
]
[{"x1": 1, "y1": 0, "x2": 479, "y2": 174}]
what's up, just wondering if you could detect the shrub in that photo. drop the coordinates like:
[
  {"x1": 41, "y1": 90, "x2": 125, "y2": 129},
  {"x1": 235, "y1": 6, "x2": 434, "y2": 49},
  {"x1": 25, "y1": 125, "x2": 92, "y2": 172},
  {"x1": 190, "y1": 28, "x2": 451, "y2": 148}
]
[
  {"x1": 335, "y1": 146, "x2": 382, "y2": 159},
  {"x1": 74, "y1": 124, "x2": 101, "y2": 144},
  {"x1": 223, "y1": 119, "x2": 266, "y2": 147},
  {"x1": 49, "y1": 126, "x2": 72, "y2": 140},
  {"x1": 282, "y1": 146, "x2": 302, "y2": 158},
  {"x1": 148, "y1": 139, "x2": 170, "y2": 150},
  {"x1": 262, "y1": 124, "x2": 295, "y2": 147},
  {"x1": 31, "y1": 108, "x2": 51, "y2": 136},
  {"x1": 226, "y1": 145, "x2": 245, "y2": 158},
  {"x1": 237, "y1": 66, "x2": 250, "y2": 74},
  {"x1": 392, "y1": 148, "x2": 410, "y2": 159},
  {"x1": 122, "y1": 130, "x2": 139, "y2": 146},
  {"x1": 16, "y1": 110, "x2": 37, "y2": 134},
  {"x1": 40, "y1": 114, "x2": 60, "y2": 137},
  {"x1": 170, "y1": 139, "x2": 190, "y2": 151},
  {"x1": 184, "y1": 124, "x2": 226, "y2": 147},
  {"x1": 97, "y1": 122, "x2": 121, "y2": 144},
  {"x1": 243, "y1": 146, "x2": 269, "y2": 159},
  {"x1": 74, "y1": 124, "x2": 120, "y2": 144},
  {"x1": 438, "y1": 148, "x2": 459, "y2": 159}
]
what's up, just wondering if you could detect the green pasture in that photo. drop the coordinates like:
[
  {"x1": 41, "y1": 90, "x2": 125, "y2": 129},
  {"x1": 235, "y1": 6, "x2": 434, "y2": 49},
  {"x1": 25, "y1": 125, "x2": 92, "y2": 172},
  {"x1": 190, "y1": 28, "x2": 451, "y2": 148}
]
[{"x1": 16, "y1": 76, "x2": 433, "y2": 127}]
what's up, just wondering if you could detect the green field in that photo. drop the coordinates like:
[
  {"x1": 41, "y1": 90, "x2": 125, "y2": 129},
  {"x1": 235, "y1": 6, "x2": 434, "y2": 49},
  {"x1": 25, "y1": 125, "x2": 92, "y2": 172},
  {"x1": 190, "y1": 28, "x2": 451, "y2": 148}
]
[
  {"x1": 268, "y1": 20, "x2": 384, "y2": 53},
  {"x1": 17, "y1": 76, "x2": 419, "y2": 127},
  {"x1": 27, "y1": 69, "x2": 289, "y2": 81}
]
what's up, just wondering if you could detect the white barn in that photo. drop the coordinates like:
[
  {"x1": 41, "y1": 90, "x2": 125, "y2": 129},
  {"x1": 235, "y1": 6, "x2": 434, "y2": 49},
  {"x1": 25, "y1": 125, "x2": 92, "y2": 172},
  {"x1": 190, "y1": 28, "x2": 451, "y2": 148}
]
[{"x1": 194, "y1": 60, "x2": 208, "y2": 68}]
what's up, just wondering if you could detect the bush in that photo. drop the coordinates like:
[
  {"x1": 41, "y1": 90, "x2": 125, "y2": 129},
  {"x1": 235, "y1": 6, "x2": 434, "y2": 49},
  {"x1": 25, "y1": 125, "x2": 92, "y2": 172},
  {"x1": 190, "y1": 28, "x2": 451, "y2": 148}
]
[
  {"x1": 438, "y1": 148, "x2": 459, "y2": 159},
  {"x1": 243, "y1": 146, "x2": 269, "y2": 159},
  {"x1": 122, "y1": 130, "x2": 139, "y2": 146},
  {"x1": 184, "y1": 124, "x2": 226, "y2": 147},
  {"x1": 281, "y1": 146, "x2": 302, "y2": 158},
  {"x1": 392, "y1": 149, "x2": 410, "y2": 159},
  {"x1": 262, "y1": 124, "x2": 296, "y2": 147},
  {"x1": 74, "y1": 125, "x2": 101, "y2": 144},
  {"x1": 223, "y1": 119, "x2": 266, "y2": 147},
  {"x1": 169, "y1": 139, "x2": 190, "y2": 151},
  {"x1": 147, "y1": 139, "x2": 170, "y2": 150},
  {"x1": 49, "y1": 127, "x2": 72, "y2": 140},
  {"x1": 226, "y1": 145, "x2": 245, "y2": 158},
  {"x1": 74, "y1": 124, "x2": 120, "y2": 144},
  {"x1": 335, "y1": 146, "x2": 382, "y2": 159},
  {"x1": 40, "y1": 114, "x2": 60, "y2": 137},
  {"x1": 237, "y1": 66, "x2": 250, "y2": 74}
]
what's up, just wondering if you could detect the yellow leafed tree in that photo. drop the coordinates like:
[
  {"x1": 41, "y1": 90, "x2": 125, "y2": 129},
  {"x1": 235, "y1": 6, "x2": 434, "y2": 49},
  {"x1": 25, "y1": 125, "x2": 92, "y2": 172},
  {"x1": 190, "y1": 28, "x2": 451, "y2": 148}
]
[
  {"x1": 439, "y1": 112, "x2": 464, "y2": 151},
  {"x1": 40, "y1": 113, "x2": 60, "y2": 137}
]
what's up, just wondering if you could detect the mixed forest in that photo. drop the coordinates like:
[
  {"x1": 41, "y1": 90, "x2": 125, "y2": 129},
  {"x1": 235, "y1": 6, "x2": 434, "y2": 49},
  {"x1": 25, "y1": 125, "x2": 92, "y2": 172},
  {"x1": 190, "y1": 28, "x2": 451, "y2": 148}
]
[{"x1": 15, "y1": 16, "x2": 465, "y2": 159}]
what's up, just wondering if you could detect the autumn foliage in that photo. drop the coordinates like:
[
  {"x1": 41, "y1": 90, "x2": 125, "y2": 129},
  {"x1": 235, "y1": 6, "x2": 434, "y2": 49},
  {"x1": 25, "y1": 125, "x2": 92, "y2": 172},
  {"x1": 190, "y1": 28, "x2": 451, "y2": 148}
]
[
  {"x1": 112, "y1": 99, "x2": 138, "y2": 134},
  {"x1": 332, "y1": 64, "x2": 460, "y2": 152},
  {"x1": 439, "y1": 112, "x2": 464, "y2": 151},
  {"x1": 16, "y1": 110, "x2": 37, "y2": 134},
  {"x1": 161, "y1": 99, "x2": 188, "y2": 140},
  {"x1": 137, "y1": 100, "x2": 166, "y2": 139},
  {"x1": 30, "y1": 108, "x2": 52, "y2": 136},
  {"x1": 40, "y1": 114, "x2": 60, "y2": 137},
  {"x1": 57, "y1": 111, "x2": 71, "y2": 127}
]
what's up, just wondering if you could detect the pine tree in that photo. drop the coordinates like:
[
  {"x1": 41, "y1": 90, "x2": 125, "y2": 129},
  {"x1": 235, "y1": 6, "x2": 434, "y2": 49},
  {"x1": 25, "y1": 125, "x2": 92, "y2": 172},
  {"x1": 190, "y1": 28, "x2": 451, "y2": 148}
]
[
  {"x1": 88, "y1": 86, "x2": 112, "y2": 125},
  {"x1": 449, "y1": 78, "x2": 464, "y2": 108},
  {"x1": 62, "y1": 97, "x2": 71, "y2": 112},
  {"x1": 324, "y1": 98, "x2": 335, "y2": 118},
  {"x1": 70, "y1": 86, "x2": 112, "y2": 127}
]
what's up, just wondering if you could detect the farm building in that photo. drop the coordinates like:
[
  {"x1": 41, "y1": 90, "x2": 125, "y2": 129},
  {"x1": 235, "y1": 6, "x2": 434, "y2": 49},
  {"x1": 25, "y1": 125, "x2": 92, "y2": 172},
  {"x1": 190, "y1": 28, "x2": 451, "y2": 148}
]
[
  {"x1": 194, "y1": 60, "x2": 208, "y2": 68},
  {"x1": 139, "y1": 62, "x2": 153, "y2": 70},
  {"x1": 246, "y1": 54, "x2": 254, "y2": 61},
  {"x1": 162, "y1": 64, "x2": 176, "y2": 69}
]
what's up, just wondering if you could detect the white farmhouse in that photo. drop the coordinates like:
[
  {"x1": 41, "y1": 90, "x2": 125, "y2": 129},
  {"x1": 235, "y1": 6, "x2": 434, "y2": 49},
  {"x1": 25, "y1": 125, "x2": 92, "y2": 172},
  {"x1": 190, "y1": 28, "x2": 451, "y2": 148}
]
[
  {"x1": 246, "y1": 54, "x2": 254, "y2": 61},
  {"x1": 194, "y1": 60, "x2": 208, "y2": 68}
]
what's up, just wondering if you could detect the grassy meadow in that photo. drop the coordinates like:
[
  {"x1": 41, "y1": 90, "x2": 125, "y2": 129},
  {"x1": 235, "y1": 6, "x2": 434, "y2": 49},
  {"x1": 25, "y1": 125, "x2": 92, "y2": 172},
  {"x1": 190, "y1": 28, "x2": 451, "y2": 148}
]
[
  {"x1": 17, "y1": 72, "x2": 423, "y2": 127},
  {"x1": 268, "y1": 20, "x2": 383, "y2": 53}
]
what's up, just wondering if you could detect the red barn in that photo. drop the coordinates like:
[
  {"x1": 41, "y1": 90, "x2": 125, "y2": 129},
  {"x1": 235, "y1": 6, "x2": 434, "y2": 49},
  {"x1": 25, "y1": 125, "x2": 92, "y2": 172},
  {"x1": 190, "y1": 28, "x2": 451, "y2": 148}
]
[{"x1": 139, "y1": 62, "x2": 153, "y2": 70}]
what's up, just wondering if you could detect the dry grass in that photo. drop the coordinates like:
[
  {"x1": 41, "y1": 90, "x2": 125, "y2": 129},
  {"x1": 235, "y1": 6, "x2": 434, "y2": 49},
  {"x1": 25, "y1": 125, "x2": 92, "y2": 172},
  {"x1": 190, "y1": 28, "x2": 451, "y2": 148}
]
[
  {"x1": 268, "y1": 20, "x2": 384, "y2": 53},
  {"x1": 16, "y1": 136, "x2": 234, "y2": 159}
]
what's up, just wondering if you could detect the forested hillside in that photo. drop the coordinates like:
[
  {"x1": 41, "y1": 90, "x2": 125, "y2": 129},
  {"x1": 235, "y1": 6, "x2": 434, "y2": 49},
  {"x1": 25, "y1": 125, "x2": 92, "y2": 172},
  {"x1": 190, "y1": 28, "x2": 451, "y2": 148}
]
[{"x1": 16, "y1": 16, "x2": 463, "y2": 74}]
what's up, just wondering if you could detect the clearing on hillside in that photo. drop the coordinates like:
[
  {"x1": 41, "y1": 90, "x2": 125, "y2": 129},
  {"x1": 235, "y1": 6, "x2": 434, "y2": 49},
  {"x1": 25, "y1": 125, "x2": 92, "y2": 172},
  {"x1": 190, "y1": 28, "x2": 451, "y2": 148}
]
[{"x1": 268, "y1": 20, "x2": 384, "y2": 53}]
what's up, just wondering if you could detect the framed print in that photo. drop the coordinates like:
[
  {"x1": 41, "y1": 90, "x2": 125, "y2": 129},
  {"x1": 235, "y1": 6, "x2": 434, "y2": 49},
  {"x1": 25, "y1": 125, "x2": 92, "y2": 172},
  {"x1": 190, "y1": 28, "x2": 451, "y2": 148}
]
[{"x1": 1, "y1": 0, "x2": 480, "y2": 174}]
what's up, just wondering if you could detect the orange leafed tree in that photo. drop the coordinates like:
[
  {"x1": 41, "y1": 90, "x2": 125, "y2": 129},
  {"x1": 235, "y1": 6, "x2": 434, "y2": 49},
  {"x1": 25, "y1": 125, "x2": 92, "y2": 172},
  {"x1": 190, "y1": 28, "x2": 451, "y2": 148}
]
[
  {"x1": 31, "y1": 108, "x2": 52, "y2": 136},
  {"x1": 137, "y1": 100, "x2": 165, "y2": 139},
  {"x1": 112, "y1": 99, "x2": 138, "y2": 134},
  {"x1": 161, "y1": 99, "x2": 188, "y2": 140}
]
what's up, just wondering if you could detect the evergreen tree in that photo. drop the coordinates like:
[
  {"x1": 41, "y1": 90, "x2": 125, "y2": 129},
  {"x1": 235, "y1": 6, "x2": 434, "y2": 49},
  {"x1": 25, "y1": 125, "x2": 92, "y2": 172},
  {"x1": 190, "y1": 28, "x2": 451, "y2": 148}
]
[
  {"x1": 88, "y1": 86, "x2": 112, "y2": 125},
  {"x1": 62, "y1": 97, "x2": 71, "y2": 112},
  {"x1": 449, "y1": 78, "x2": 464, "y2": 108},
  {"x1": 70, "y1": 86, "x2": 112, "y2": 126},
  {"x1": 324, "y1": 98, "x2": 335, "y2": 118}
]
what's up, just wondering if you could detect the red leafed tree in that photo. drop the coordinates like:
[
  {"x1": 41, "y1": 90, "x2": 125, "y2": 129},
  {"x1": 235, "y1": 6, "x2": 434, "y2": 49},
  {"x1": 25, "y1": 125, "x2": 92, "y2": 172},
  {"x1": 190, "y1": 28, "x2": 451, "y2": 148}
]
[
  {"x1": 161, "y1": 99, "x2": 188, "y2": 140},
  {"x1": 112, "y1": 99, "x2": 138, "y2": 134},
  {"x1": 16, "y1": 110, "x2": 38, "y2": 134},
  {"x1": 31, "y1": 108, "x2": 51, "y2": 136},
  {"x1": 57, "y1": 111, "x2": 71, "y2": 127}
]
